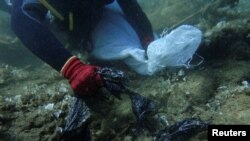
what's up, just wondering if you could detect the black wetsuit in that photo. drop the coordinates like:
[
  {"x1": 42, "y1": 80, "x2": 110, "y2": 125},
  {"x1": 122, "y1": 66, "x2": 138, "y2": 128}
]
[{"x1": 11, "y1": 0, "x2": 153, "y2": 72}]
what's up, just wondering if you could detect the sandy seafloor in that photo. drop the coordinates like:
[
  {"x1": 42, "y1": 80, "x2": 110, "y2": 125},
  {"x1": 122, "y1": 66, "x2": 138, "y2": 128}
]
[{"x1": 0, "y1": 0, "x2": 250, "y2": 141}]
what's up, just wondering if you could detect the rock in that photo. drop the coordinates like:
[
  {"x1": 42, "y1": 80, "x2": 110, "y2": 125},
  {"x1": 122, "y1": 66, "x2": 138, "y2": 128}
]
[{"x1": 44, "y1": 103, "x2": 54, "y2": 111}]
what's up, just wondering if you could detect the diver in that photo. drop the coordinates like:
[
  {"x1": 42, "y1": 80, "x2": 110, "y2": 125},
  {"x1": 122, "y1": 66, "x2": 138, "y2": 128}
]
[
  {"x1": 8, "y1": 0, "x2": 154, "y2": 140},
  {"x1": 9, "y1": 0, "x2": 154, "y2": 96}
]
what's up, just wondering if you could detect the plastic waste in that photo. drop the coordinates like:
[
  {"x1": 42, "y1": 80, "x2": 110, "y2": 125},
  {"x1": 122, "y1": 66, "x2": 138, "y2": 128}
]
[
  {"x1": 91, "y1": 1, "x2": 202, "y2": 75},
  {"x1": 97, "y1": 67, "x2": 159, "y2": 123},
  {"x1": 61, "y1": 69, "x2": 207, "y2": 141},
  {"x1": 61, "y1": 67, "x2": 159, "y2": 140},
  {"x1": 91, "y1": 0, "x2": 149, "y2": 75},
  {"x1": 61, "y1": 98, "x2": 91, "y2": 141},
  {"x1": 155, "y1": 118, "x2": 208, "y2": 141},
  {"x1": 147, "y1": 25, "x2": 202, "y2": 74}
]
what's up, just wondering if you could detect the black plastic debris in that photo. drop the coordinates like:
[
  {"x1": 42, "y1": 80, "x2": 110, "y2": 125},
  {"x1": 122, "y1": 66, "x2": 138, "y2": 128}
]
[
  {"x1": 61, "y1": 68, "x2": 208, "y2": 141},
  {"x1": 125, "y1": 88, "x2": 159, "y2": 132},
  {"x1": 97, "y1": 67, "x2": 126, "y2": 99},
  {"x1": 61, "y1": 98, "x2": 91, "y2": 141},
  {"x1": 155, "y1": 118, "x2": 208, "y2": 141},
  {"x1": 98, "y1": 67, "x2": 159, "y2": 126}
]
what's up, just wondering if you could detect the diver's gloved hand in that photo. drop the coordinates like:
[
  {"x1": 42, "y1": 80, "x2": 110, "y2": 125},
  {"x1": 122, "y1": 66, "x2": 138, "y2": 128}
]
[
  {"x1": 97, "y1": 67, "x2": 126, "y2": 99},
  {"x1": 61, "y1": 56, "x2": 103, "y2": 96}
]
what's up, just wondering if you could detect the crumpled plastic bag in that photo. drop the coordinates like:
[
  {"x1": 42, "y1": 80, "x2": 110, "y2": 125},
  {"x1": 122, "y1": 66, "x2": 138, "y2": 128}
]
[
  {"x1": 147, "y1": 25, "x2": 202, "y2": 74},
  {"x1": 61, "y1": 98, "x2": 91, "y2": 141},
  {"x1": 91, "y1": 1, "x2": 202, "y2": 75}
]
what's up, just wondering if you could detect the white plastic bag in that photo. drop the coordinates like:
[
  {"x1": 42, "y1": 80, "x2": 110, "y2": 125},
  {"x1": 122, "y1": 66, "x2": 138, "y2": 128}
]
[
  {"x1": 147, "y1": 25, "x2": 202, "y2": 74},
  {"x1": 91, "y1": 1, "x2": 202, "y2": 75},
  {"x1": 91, "y1": 0, "x2": 149, "y2": 75}
]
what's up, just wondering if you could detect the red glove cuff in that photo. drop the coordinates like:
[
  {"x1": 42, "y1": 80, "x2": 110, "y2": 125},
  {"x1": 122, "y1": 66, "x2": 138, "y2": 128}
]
[
  {"x1": 60, "y1": 56, "x2": 103, "y2": 95},
  {"x1": 61, "y1": 56, "x2": 80, "y2": 78}
]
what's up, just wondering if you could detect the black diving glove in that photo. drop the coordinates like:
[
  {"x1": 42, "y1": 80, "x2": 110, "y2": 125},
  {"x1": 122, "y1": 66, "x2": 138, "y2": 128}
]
[{"x1": 97, "y1": 67, "x2": 127, "y2": 99}]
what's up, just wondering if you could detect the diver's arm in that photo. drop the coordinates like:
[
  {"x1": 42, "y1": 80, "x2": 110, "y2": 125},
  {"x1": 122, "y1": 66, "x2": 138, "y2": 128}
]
[
  {"x1": 11, "y1": 0, "x2": 106, "y2": 96},
  {"x1": 11, "y1": 0, "x2": 72, "y2": 71},
  {"x1": 117, "y1": 0, "x2": 154, "y2": 48}
]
